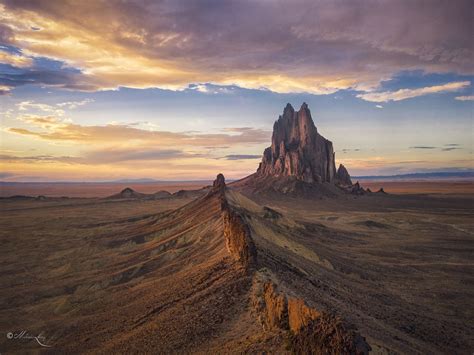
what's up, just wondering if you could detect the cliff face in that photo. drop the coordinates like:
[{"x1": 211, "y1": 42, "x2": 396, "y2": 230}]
[
  {"x1": 209, "y1": 173, "x2": 257, "y2": 269},
  {"x1": 257, "y1": 281, "x2": 370, "y2": 354},
  {"x1": 223, "y1": 208, "x2": 257, "y2": 268},
  {"x1": 256, "y1": 103, "x2": 337, "y2": 183},
  {"x1": 255, "y1": 281, "x2": 370, "y2": 354}
]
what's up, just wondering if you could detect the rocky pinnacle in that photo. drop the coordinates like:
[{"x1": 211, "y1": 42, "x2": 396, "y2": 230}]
[{"x1": 256, "y1": 103, "x2": 338, "y2": 183}]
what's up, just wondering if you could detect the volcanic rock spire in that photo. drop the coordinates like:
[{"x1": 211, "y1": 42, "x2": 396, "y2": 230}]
[{"x1": 256, "y1": 103, "x2": 338, "y2": 183}]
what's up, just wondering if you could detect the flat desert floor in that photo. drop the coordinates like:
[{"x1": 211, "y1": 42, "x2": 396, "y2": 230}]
[{"x1": 0, "y1": 181, "x2": 473, "y2": 353}]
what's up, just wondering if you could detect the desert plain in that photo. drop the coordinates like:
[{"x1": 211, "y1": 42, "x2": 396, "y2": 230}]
[{"x1": 0, "y1": 178, "x2": 473, "y2": 354}]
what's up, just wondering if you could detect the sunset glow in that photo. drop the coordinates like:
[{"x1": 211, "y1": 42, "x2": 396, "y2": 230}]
[{"x1": 0, "y1": 0, "x2": 472, "y2": 181}]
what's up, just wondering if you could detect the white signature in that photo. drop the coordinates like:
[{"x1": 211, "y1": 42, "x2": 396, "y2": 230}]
[{"x1": 7, "y1": 330, "x2": 52, "y2": 347}]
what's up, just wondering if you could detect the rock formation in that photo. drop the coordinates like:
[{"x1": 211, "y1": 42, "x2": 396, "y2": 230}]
[
  {"x1": 256, "y1": 281, "x2": 371, "y2": 354},
  {"x1": 208, "y1": 173, "x2": 257, "y2": 269},
  {"x1": 106, "y1": 187, "x2": 146, "y2": 199},
  {"x1": 336, "y1": 164, "x2": 352, "y2": 186},
  {"x1": 256, "y1": 103, "x2": 337, "y2": 183},
  {"x1": 223, "y1": 207, "x2": 257, "y2": 268}
]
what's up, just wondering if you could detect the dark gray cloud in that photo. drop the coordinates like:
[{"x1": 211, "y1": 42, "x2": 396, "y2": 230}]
[
  {"x1": 409, "y1": 145, "x2": 463, "y2": 151},
  {"x1": 0, "y1": 65, "x2": 94, "y2": 93},
  {"x1": 340, "y1": 148, "x2": 361, "y2": 153},
  {"x1": 441, "y1": 147, "x2": 461, "y2": 151}
]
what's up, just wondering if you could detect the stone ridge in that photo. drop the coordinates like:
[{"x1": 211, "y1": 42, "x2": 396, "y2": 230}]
[
  {"x1": 256, "y1": 103, "x2": 337, "y2": 183},
  {"x1": 209, "y1": 173, "x2": 257, "y2": 269}
]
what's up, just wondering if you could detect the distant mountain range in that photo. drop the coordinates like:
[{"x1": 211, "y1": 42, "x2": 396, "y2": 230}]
[
  {"x1": 354, "y1": 171, "x2": 474, "y2": 180},
  {"x1": 1, "y1": 172, "x2": 473, "y2": 184}
]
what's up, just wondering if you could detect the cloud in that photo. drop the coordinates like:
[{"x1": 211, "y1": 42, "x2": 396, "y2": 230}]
[
  {"x1": 0, "y1": 63, "x2": 92, "y2": 93},
  {"x1": 0, "y1": 49, "x2": 32, "y2": 67},
  {"x1": 223, "y1": 154, "x2": 261, "y2": 160},
  {"x1": 455, "y1": 95, "x2": 474, "y2": 101},
  {"x1": 0, "y1": 1, "x2": 472, "y2": 94},
  {"x1": 13, "y1": 99, "x2": 93, "y2": 117},
  {"x1": 6, "y1": 114, "x2": 270, "y2": 147},
  {"x1": 81, "y1": 148, "x2": 194, "y2": 164},
  {"x1": 441, "y1": 147, "x2": 461, "y2": 151},
  {"x1": 358, "y1": 81, "x2": 471, "y2": 102},
  {"x1": 340, "y1": 148, "x2": 361, "y2": 153},
  {"x1": 408, "y1": 145, "x2": 463, "y2": 152},
  {"x1": 56, "y1": 98, "x2": 94, "y2": 109},
  {"x1": 17, "y1": 101, "x2": 65, "y2": 116},
  {"x1": 0, "y1": 149, "x2": 195, "y2": 165},
  {"x1": 0, "y1": 154, "x2": 75, "y2": 162}
]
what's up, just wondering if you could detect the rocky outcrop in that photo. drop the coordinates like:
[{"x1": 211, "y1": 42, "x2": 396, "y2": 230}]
[
  {"x1": 208, "y1": 174, "x2": 257, "y2": 269},
  {"x1": 223, "y1": 207, "x2": 257, "y2": 268},
  {"x1": 257, "y1": 281, "x2": 371, "y2": 354},
  {"x1": 213, "y1": 173, "x2": 226, "y2": 190},
  {"x1": 336, "y1": 164, "x2": 352, "y2": 186},
  {"x1": 259, "y1": 282, "x2": 288, "y2": 329},
  {"x1": 152, "y1": 190, "x2": 172, "y2": 199},
  {"x1": 256, "y1": 103, "x2": 337, "y2": 184},
  {"x1": 350, "y1": 182, "x2": 367, "y2": 195},
  {"x1": 106, "y1": 187, "x2": 146, "y2": 199},
  {"x1": 288, "y1": 298, "x2": 321, "y2": 333}
]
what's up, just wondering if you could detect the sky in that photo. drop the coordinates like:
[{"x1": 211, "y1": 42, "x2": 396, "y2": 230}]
[{"x1": 0, "y1": 0, "x2": 472, "y2": 181}]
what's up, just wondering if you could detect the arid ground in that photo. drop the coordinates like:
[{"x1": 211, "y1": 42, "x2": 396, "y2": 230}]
[{"x1": 0, "y1": 180, "x2": 473, "y2": 353}]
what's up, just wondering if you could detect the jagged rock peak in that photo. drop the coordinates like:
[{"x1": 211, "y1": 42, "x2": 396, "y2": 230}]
[
  {"x1": 213, "y1": 173, "x2": 226, "y2": 190},
  {"x1": 336, "y1": 164, "x2": 352, "y2": 186},
  {"x1": 256, "y1": 103, "x2": 337, "y2": 183}
]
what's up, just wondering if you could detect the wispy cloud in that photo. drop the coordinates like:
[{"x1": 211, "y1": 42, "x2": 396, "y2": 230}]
[
  {"x1": 441, "y1": 147, "x2": 461, "y2": 151},
  {"x1": 358, "y1": 81, "x2": 471, "y2": 102},
  {"x1": 222, "y1": 154, "x2": 261, "y2": 160},
  {"x1": 409, "y1": 145, "x2": 463, "y2": 152},
  {"x1": 409, "y1": 146, "x2": 437, "y2": 149},
  {"x1": 455, "y1": 95, "x2": 474, "y2": 101},
  {"x1": 340, "y1": 148, "x2": 361, "y2": 154},
  {"x1": 6, "y1": 114, "x2": 270, "y2": 147}
]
